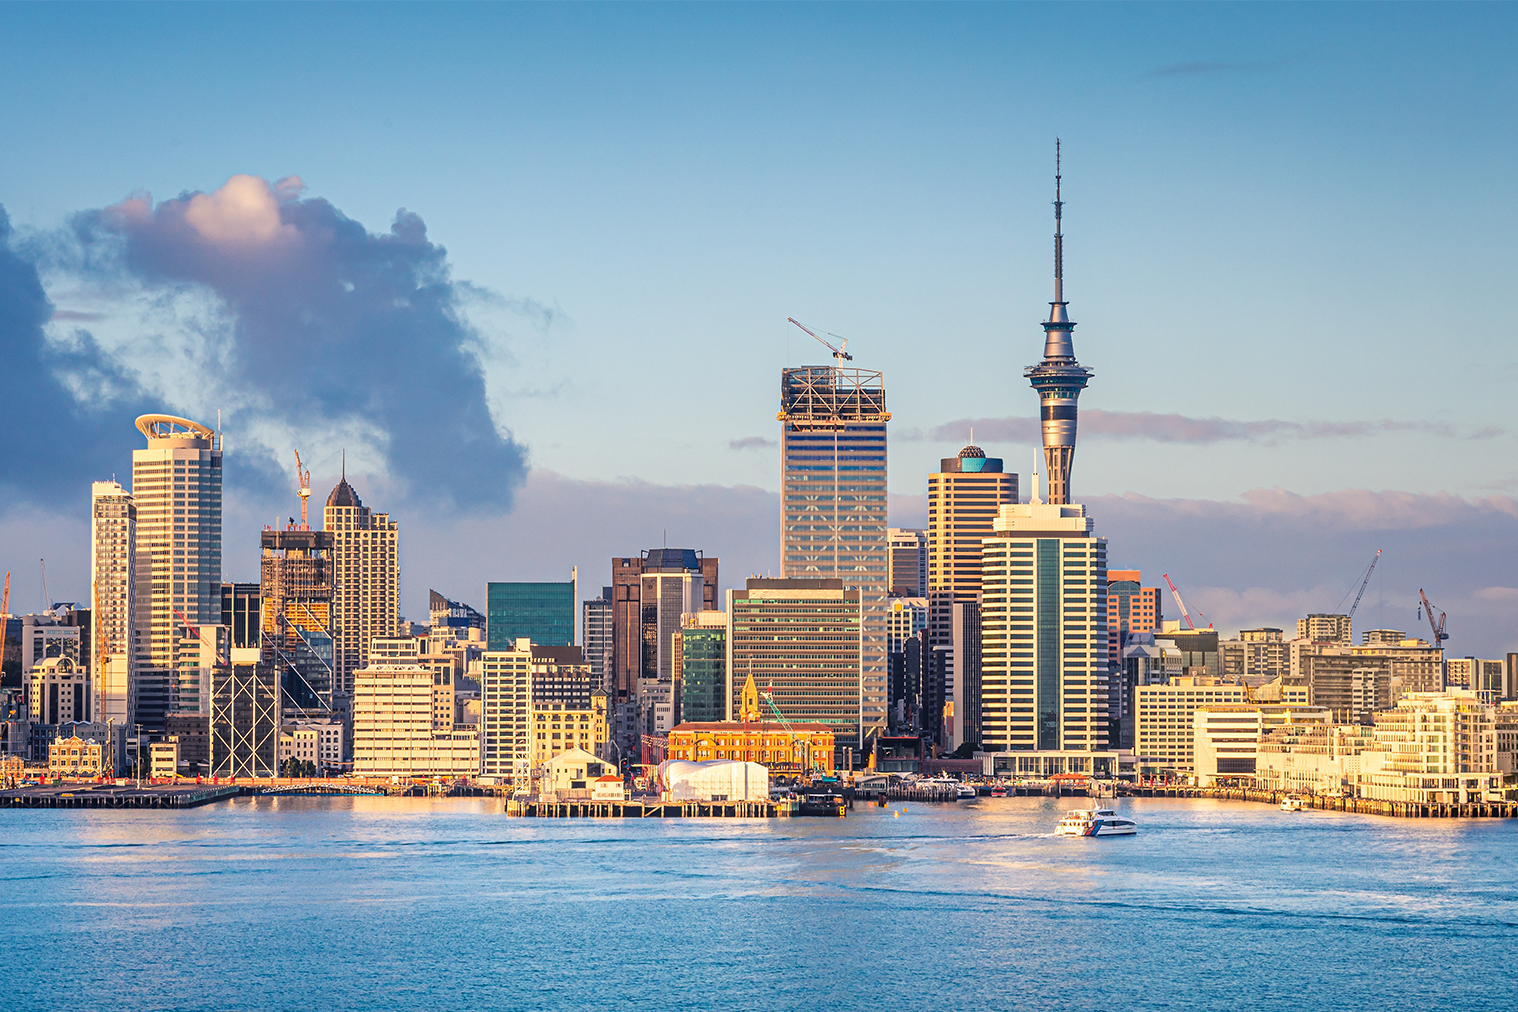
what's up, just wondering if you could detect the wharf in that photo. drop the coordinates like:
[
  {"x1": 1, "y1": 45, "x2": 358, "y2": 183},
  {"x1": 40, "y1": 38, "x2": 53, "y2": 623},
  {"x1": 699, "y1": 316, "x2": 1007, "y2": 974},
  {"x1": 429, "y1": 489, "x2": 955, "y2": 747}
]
[
  {"x1": 508, "y1": 798, "x2": 804, "y2": 818},
  {"x1": 0, "y1": 784, "x2": 245, "y2": 809},
  {"x1": 1126, "y1": 785, "x2": 1518, "y2": 819}
]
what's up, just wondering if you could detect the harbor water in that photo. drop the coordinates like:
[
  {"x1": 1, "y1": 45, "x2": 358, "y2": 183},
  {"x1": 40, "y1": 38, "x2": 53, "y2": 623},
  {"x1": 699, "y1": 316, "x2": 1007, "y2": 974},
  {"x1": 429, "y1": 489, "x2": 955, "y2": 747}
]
[{"x1": 5, "y1": 795, "x2": 1517, "y2": 1010}]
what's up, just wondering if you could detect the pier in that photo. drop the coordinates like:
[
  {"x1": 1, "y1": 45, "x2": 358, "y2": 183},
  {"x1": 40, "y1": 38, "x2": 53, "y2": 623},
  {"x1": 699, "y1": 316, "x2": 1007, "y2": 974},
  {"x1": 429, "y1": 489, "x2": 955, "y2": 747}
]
[
  {"x1": 1124, "y1": 785, "x2": 1518, "y2": 819},
  {"x1": 507, "y1": 798, "x2": 797, "y2": 818},
  {"x1": 0, "y1": 784, "x2": 245, "y2": 809}
]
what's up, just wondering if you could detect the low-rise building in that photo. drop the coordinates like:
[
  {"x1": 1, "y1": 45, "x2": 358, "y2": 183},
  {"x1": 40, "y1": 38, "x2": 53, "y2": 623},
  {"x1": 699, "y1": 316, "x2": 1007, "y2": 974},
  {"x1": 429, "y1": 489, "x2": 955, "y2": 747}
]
[
  {"x1": 150, "y1": 739, "x2": 180, "y2": 779},
  {"x1": 1192, "y1": 704, "x2": 1331, "y2": 787},
  {"x1": 48, "y1": 735, "x2": 106, "y2": 777},
  {"x1": 540, "y1": 747, "x2": 620, "y2": 801}
]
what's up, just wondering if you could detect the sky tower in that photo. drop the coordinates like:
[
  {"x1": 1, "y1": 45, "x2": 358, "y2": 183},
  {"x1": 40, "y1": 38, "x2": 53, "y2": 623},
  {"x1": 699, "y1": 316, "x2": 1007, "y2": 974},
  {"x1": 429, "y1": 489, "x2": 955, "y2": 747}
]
[{"x1": 1024, "y1": 141, "x2": 1093, "y2": 506}]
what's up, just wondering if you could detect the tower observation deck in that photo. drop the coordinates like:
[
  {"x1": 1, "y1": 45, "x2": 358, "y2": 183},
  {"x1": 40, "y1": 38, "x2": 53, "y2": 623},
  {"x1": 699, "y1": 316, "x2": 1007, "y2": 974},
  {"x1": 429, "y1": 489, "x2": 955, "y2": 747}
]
[{"x1": 1024, "y1": 141, "x2": 1093, "y2": 506}]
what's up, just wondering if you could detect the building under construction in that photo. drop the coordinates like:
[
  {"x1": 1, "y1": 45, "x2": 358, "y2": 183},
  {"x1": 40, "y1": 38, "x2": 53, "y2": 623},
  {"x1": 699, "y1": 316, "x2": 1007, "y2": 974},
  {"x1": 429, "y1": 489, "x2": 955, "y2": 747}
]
[{"x1": 260, "y1": 526, "x2": 334, "y2": 718}]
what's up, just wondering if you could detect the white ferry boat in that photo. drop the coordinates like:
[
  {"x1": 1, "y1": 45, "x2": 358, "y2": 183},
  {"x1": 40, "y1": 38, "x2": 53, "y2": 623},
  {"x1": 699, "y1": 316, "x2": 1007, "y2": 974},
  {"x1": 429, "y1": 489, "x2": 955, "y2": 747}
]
[
  {"x1": 956, "y1": 783, "x2": 978, "y2": 800},
  {"x1": 1056, "y1": 807, "x2": 1138, "y2": 838},
  {"x1": 1280, "y1": 795, "x2": 1306, "y2": 812}
]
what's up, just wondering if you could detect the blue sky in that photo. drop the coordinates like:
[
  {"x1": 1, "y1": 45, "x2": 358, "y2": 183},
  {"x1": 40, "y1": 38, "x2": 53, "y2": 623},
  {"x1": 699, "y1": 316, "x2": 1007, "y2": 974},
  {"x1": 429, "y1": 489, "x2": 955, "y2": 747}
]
[{"x1": 1, "y1": 3, "x2": 1515, "y2": 653}]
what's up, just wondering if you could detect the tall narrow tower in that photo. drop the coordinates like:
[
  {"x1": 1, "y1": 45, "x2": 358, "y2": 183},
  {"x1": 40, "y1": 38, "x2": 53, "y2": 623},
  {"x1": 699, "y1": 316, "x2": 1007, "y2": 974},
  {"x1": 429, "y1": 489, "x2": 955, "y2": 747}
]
[{"x1": 1024, "y1": 141, "x2": 1093, "y2": 506}]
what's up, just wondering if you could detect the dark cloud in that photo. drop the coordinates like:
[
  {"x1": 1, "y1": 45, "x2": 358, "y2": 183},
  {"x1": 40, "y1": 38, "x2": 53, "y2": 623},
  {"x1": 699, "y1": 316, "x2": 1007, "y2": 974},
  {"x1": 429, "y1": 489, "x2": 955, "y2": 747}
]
[
  {"x1": 0, "y1": 206, "x2": 156, "y2": 504},
  {"x1": 920, "y1": 410, "x2": 1497, "y2": 446},
  {"x1": 728, "y1": 436, "x2": 777, "y2": 451},
  {"x1": 42, "y1": 174, "x2": 529, "y2": 513}
]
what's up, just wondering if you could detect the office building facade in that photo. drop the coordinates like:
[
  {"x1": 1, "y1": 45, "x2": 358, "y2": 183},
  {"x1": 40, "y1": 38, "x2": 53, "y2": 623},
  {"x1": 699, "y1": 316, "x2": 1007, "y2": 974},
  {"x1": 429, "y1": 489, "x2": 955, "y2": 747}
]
[
  {"x1": 487, "y1": 580, "x2": 576, "y2": 651},
  {"x1": 887, "y1": 528, "x2": 927, "y2": 598},
  {"x1": 220, "y1": 582, "x2": 261, "y2": 650},
  {"x1": 324, "y1": 474, "x2": 399, "y2": 697},
  {"x1": 679, "y1": 611, "x2": 727, "y2": 725},
  {"x1": 260, "y1": 527, "x2": 335, "y2": 716},
  {"x1": 778, "y1": 365, "x2": 889, "y2": 746},
  {"x1": 582, "y1": 587, "x2": 614, "y2": 693},
  {"x1": 727, "y1": 578, "x2": 862, "y2": 750},
  {"x1": 91, "y1": 480, "x2": 136, "y2": 726},
  {"x1": 927, "y1": 445, "x2": 1017, "y2": 647},
  {"x1": 131, "y1": 414, "x2": 223, "y2": 732}
]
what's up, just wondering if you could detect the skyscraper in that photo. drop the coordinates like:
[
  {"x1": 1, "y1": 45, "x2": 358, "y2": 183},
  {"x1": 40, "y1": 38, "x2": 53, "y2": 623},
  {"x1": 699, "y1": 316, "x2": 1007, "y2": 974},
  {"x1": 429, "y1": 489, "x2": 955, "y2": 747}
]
[
  {"x1": 886, "y1": 528, "x2": 927, "y2": 598},
  {"x1": 260, "y1": 526, "x2": 335, "y2": 716},
  {"x1": 486, "y1": 580, "x2": 576, "y2": 650},
  {"x1": 582, "y1": 586, "x2": 614, "y2": 693},
  {"x1": 927, "y1": 445, "x2": 1018, "y2": 646},
  {"x1": 91, "y1": 480, "x2": 135, "y2": 727},
  {"x1": 324, "y1": 470, "x2": 399, "y2": 698},
  {"x1": 1025, "y1": 143, "x2": 1093, "y2": 506},
  {"x1": 131, "y1": 414, "x2": 223, "y2": 732},
  {"x1": 778, "y1": 359, "x2": 889, "y2": 747}
]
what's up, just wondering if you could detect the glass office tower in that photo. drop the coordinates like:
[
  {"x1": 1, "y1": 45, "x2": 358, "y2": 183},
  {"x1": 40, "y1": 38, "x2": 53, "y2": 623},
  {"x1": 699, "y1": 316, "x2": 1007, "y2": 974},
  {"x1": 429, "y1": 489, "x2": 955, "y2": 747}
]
[{"x1": 487, "y1": 581, "x2": 575, "y2": 650}]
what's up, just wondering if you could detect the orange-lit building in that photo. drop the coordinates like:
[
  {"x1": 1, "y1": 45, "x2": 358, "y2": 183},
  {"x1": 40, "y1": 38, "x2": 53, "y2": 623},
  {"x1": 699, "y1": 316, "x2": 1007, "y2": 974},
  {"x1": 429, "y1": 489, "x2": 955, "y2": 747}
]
[
  {"x1": 48, "y1": 735, "x2": 107, "y2": 777},
  {"x1": 1108, "y1": 570, "x2": 1162, "y2": 667},
  {"x1": 666, "y1": 722, "x2": 835, "y2": 773}
]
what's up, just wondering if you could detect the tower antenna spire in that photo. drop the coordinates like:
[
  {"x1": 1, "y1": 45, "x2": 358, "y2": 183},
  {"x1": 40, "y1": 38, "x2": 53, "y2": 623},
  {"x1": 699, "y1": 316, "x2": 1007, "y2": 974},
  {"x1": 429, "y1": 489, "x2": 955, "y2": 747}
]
[{"x1": 1053, "y1": 138, "x2": 1064, "y2": 306}]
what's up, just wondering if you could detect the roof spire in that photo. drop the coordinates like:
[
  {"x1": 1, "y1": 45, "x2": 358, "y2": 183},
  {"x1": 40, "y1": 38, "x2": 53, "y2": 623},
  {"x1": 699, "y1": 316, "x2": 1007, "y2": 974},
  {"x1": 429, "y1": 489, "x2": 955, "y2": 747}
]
[
  {"x1": 1053, "y1": 137, "x2": 1064, "y2": 308},
  {"x1": 341, "y1": 449, "x2": 346, "y2": 481}
]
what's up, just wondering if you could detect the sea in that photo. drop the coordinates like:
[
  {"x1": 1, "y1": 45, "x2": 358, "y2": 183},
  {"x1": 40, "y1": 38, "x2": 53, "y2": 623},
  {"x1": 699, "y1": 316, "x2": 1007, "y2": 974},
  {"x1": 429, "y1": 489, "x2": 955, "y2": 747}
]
[{"x1": 4, "y1": 795, "x2": 1516, "y2": 1011}]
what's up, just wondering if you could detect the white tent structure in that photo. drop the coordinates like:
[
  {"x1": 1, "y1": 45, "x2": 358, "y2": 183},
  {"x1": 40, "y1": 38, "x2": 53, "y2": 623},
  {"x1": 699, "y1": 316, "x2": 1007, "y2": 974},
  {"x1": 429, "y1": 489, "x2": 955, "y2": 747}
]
[{"x1": 657, "y1": 760, "x2": 769, "y2": 803}]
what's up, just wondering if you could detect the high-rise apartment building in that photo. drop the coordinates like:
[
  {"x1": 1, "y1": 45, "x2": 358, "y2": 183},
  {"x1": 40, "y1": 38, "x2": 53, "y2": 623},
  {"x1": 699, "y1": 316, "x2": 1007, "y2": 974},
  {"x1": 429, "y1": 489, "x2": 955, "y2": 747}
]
[
  {"x1": 727, "y1": 578, "x2": 862, "y2": 750},
  {"x1": 487, "y1": 580, "x2": 575, "y2": 650},
  {"x1": 1297, "y1": 614, "x2": 1352, "y2": 645},
  {"x1": 582, "y1": 587, "x2": 614, "y2": 693},
  {"x1": 324, "y1": 472, "x2": 399, "y2": 698},
  {"x1": 927, "y1": 446, "x2": 1017, "y2": 644},
  {"x1": 91, "y1": 480, "x2": 135, "y2": 727},
  {"x1": 778, "y1": 363, "x2": 889, "y2": 746},
  {"x1": 260, "y1": 526, "x2": 334, "y2": 716},
  {"x1": 979, "y1": 499, "x2": 1109, "y2": 754},
  {"x1": 131, "y1": 414, "x2": 223, "y2": 732},
  {"x1": 887, "y1": 528, "x2": 927, "y2": 598},
  {"x1": 1219, "y1": 628, "x2": 1287, "y2": 682}
]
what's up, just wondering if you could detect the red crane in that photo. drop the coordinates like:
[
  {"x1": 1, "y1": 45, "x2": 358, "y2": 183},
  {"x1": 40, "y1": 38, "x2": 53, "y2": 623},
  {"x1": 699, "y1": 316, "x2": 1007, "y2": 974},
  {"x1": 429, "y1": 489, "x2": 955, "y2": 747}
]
[
  {"x1": 1161, "y1": 574, "x2": 1196, "y2": 631},
  {"x1": 1417, "y1": 589, "x2": 1449, "y2": 646}
]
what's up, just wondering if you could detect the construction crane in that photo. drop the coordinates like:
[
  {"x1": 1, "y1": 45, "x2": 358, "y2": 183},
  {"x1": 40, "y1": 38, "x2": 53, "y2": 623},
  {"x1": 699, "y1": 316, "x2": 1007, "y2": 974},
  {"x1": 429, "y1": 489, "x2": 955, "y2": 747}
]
[
  {"x1": 293, "y1": 450, "x2": 312, "y2": 528},
  {"x1": 1, "y1": 571, "x2": 9, "y2": 618},
  {"x1": 787, "y1": 317, "x2": 852, "y2": 365},
  {"x1": 1161, "y1": 573, "x2": 1196, "y2": 631},
  {"x1": 1417, "y1": 589, "x2": 1450, "y2": 646},
  {"x1": 40, "y1": 558, "x2": 49, "y2": 611},
  {"x1": 762, "y1": 683, "x2": 818, "y2": 775},
  {"x1": 1345, "y1": 549, "x2": 1383, "y2": 620}
]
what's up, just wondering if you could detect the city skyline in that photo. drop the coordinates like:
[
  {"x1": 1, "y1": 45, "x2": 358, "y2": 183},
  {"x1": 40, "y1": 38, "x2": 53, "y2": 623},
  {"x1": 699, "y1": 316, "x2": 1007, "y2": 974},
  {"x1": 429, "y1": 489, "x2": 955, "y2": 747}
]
[{"x1": 1, "y1": 4, "x2": 1515, "y2": 654}]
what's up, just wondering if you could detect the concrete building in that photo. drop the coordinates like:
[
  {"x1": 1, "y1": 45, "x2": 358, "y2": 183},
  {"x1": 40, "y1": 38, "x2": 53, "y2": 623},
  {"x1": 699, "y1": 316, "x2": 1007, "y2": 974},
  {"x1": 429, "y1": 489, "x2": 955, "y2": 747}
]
[
  {"x1": 258, "y1": 526, "x2": 334, "y2": 718},
  {"x1": 1191, "y1": 703, "x2": 1331, "y2": 787},
  {"x1": 48, "y1": 735, "x2": 107, "y2": 777},
  {"x1": 1297, "y1": 614, "x2": 1352, "y2": 645},
  {"x1": 926, "y1": 446, "x2": 1016, "y2": 651},
  {"x1": 481, "y1": 640, "x2": 611, "y2": 781},
  {"x1": 91, "y1": 481, "x2": 135, "y2": 727},
  {"x1": 429, "y1": 589, "x2": 485, "y2": 641},
  {"x1": 1220, "y1": 628, "x2": 1287, "y2": 684},
  {"x1": 778, "y1": 357, "x2": 889, "y2": 751},
  {"x1": 666, "y1": 721, "x2": 836, "y2": 774},
  {"x1": 946, "y1": 600, "x2": 982, "y2": 751},
  {"x1": 1255, "y1": 722, "x2": 1377, "y2": 795},
  {"x1": 28, "y1": 657, "x2": 88, "y2": 726},
  {"x1": 220, "y1": 582, "x2": 260, "y2": 649},
  {"x1": 727, "y1": 578, "x2": 862, "y2": 752},
  {"x1": 1135, "y1": 677, "x2": 1248, "y2": 774},
  {"x1": 1445, "y1": 657, "x2": 1508, "y2": 703},
  {"x1": 352, "y1": 638, "x2": 480, "y2": 778},
  {"x1": 487, "y1": 579, "x2": 575, "y2": 650},
  {"x1": 609, "y1": 550, "x2": 719, "y2": 761},
  {"x1": 149, "y1": 739, "x2": 180, "y2": 779},
  {"x1": 165, "y1": 712, "x2": 210, "y2": 776},
  {"x1": 638, "y1": 563, "x2": 705, "y2": 738},
  {"x1": 887, "y1": 527, "x2": 928, "y2": 598},
  {"x1": 978, "y1": 498, "x2": 1110, "y2": 754},
  {"x1": 1106, "y1": 570, "x2": 1161, "y2": 669},
  {"x1": 886, "y1": 597, "x2": 928, "y2": 656},
  {"x1": 582, "y1": 586, "x2": 614, "y2": 692},
  {"x1": 679, "y1": 611, "x2": 727, "y2": 725},
  {"x1": 886, "y1": 596, "x2": 930, "y2": 737},
  {"x1": 323, "y1": 472, "x2": 399, "y2": 698},
  {"x1": 210, "y1": 647, "x2": 278, "y2": 779},
  {"x1": 131, "y1": 415, "x2": 222, "y2": 733},
  {"x1": 1358, "y1": 692, "x2": 1500, "y2": 804}
]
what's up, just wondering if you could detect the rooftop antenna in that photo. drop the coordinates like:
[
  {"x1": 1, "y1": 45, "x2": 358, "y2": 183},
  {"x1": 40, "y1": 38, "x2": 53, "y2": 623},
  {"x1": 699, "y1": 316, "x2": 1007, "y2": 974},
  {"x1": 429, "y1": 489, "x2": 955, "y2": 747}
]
[{"x1": 1030, "y1": 454, "x2": 1043, "y2": 505}]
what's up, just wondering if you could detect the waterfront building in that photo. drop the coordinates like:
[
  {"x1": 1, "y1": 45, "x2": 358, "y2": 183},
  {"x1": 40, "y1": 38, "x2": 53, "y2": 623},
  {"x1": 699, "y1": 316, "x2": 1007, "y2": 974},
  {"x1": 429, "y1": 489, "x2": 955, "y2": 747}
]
[
  {"x1": 260, "y1": 526, "x2": 335, "y2": 717},
  {"x1": 727, "y1": 578, "x2": 862, "y2": 752},
  {"x1": 679, "y1": 611, "x2": 727, "y2": 725},
  {"x1": 539, "y1": 747, "x2": 620, "y2": 801},
  {"x1": 946, "y1": 600, "x2": 982, "y2": 751},
  {"x1": 926, "y1": 445, "x2": 1016, "y2": 732},
  {"x1": 1025, "y1": 147, "x2": 1093, "y2": 507},
  {"x1": 28, "y1": 657, "x2": 87, "y2": 726},
  {"x1": 210, "y1": 647, "x2": 278, "y2": 778},
  {"x1": 352, "y1": 638, "x2": 480, "y2": 778},
  {"x1": 1135, "y1": 677, "x2": 1248, "y2": 773},
  {"x1": 1358, "y1": 691, "x2": 1499, "y2": 804},
  {"x1": 278, "y1": 720, "x2": 342, "y2": 772},
  {"x1": 323, "y1": 471, "x2": 399, "y2": 698},
  {"x1": 978, "y1": 497, "x2": 1110, "y2": 753},
  {"x1": 149, "y1": 739, "x2": 179, "y2": 778},
  {"x1": 1254, "y1": 722, "x2": 1377, "y2": 795},
  {"x1": 165, "y1": 712, "x2": 210, "y2": 776},
  {"x1": 1191, "y1": 703, "x2": 1331, "y2": 787},
  {"x1": 581, "y1": 587, "x2": 614, "y2": 693},
  {"x1": 668, "y1": 673, "x2": 837, "y2": 776},
  {"x1": 487, "y1": 579, "x2": 575, "y2": 650},
  {"x1": 1220, "y1": 628, "x2": 1287, "y2": 683},
  {"x1": 526, "y1": 646, "x2": 609, "y2": 766},
  {"x1": 1297, "y1": 614, "x2": 1352, "y2": 645},
  {"x1": 91, "y1": 481, "x2": 135, "y2": 726},
  {"x1": 131, "y1": 415, "x2": 223, "y2": 733},
  {"x1": 220, "y1": 582, "x2": 261, "y2": 649},
  {"x1": 887, "y1": 527, "x2": 927, "y2": 598},
  {"x1": 47, "y1": 734, "x2": 106, "y2": 777},
  {"x1": 778, "y1": 354, "x2": 889, "y2": 750}
]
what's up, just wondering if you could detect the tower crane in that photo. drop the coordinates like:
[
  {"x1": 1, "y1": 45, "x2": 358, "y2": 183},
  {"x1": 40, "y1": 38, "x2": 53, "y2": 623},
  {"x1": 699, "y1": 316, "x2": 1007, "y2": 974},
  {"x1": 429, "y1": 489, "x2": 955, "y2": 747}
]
[
  {"x1": 762, "y1": 683, "x2": 818, "y2": 775},
  {"x1": 1161, "y1": 574, "x2": 1196, "y2": 631},
  {"x1": 293, "y1": 450, "x2": 312, "y2": 528},
  {"x1": 1417, "y1": 589, "x2": 1449, "y2": 646},
  {"x1": 1, "y1": 571, "x2": 9, "y2": 618},
  {"x1": 787, "y1": 317, "x2": 852, "y2": 366},
  {"x1": 1345, "y1": 549, "x2": 1382, "y2": 621}
]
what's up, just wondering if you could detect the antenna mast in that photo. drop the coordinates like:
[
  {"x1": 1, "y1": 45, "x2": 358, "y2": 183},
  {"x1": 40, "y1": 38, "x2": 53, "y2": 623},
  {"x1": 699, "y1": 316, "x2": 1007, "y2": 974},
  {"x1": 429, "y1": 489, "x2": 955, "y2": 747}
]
[{"x1": 1053, "y1": 137, "x2": 1064, "y2": 306}]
